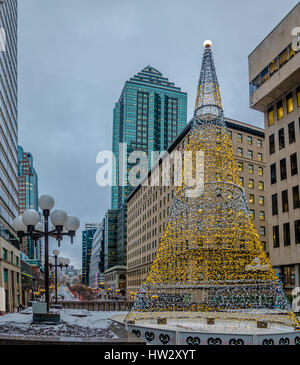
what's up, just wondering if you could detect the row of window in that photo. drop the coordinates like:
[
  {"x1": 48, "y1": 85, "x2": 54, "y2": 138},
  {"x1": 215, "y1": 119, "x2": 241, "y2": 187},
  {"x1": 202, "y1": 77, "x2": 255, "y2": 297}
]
[
  {"x1": 250, "y1": 43, "x2": 299, "y2": 95},
  {"x1": 268, "y1": 90, "x2": 300, "y2": 126},
  {"x1": 238, "y1": 162, "x2": 264, "y2": 176},
  {"x1": 230, "y1": 131, "x2": 263, "y2": 147},
  {"x1": 2, "y1": 247, "x2": 19, "y2": 266},
  {"x1": 270, "y1": 153, "x2": 298, "y2": 184},
  {"x1": 269, "y1": 120, "x2": 298, "y2": 154},
  {"x1": 271, "y1": 186, "x2": 300, "y2": 215},
  {"x1": 239, "y1": 177, "x2": 264, "y2": 191},
  {"x1": 237, "y1": 147, "x2": 263, "y2": 161},
  {"x1": 273, "y1": 220, "x2": 300, "y2": 247}
]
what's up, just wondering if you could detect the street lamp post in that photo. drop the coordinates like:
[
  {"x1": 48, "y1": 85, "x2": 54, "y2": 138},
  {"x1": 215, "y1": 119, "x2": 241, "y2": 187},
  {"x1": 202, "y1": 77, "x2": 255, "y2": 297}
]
[
  {"x1": 13, "y1": 194, "x2": 80, "y2": 312},
  {"x1": 49, "y1": 251, "x2": 70, "y2": 304}
]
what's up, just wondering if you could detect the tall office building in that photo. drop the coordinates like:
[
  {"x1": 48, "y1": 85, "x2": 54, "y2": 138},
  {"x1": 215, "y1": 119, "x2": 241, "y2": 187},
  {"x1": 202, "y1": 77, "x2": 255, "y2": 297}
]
[
  {"x1": 111, "y1": 65, "x2": 187, "y2": 210},
  {"x1": 248, "y1": 3, "x2": 300, "y2": 293},
  {"x1": 17, "y1": 145, "x2": 39, "y2": 260},
  {"x1": 106, "y1": 66, "x2": 187, "y2": 292},
  {"x1": 0, "y1": 0, "x2": 18, "y2": 240},
  {"x1": 81, "y1": 223, "x2": 98, "y2": 286},
  {"x1": 0, "y1": 1, "x2": 20, "y2": 313}
]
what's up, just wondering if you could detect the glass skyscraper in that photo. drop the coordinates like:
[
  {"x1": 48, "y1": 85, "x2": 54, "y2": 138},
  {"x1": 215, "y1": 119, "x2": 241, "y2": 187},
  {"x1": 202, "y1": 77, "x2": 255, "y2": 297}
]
[
  {"x1": 111, "y1": 65, "x2": 187, "y2": 210},
  {"x1": 103, "y1": 66, "x2": 187, "y2": 292},
  {"x1": 17, "y1": 145, "x2": 39, "y2": 260},
  {"x1": 81, "y1": 223, "x2": 99, "y2": 286},
  {"x1": 0, "y1": 0, "x2": 18, "y2": 241}
]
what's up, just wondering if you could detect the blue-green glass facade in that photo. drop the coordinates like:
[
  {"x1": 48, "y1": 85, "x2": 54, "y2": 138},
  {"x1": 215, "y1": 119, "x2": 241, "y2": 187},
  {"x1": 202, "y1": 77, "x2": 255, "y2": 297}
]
[
  {"x1": 109, "y1": 66, "x2": 187, "y2": 274},
  {"x1": 82, "y1": 227, "x2": 97, "y2": 286},
  {"x1": 104, "y1": 210, "x2": 118, "y2": 271},
  {"x1": 111, "y1": 66, "x2": 187, "y2": 210}
]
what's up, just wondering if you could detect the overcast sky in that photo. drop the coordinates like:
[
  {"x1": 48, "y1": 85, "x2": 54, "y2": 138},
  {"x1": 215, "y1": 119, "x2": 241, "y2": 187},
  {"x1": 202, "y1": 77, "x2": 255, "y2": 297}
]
[{"x1": 17, "y1": 0, "x2": 299, "y2": 269}]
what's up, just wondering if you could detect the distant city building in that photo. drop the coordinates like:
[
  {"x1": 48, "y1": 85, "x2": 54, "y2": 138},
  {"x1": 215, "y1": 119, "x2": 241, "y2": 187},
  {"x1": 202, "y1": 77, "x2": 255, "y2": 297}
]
[
  {"x1": 0, "y1": 0, "x2": 18, "y2": 242},
  {"x1": 248, "y1": 2, "x2": 300, "y2": 293},
  {"x1": 127, "y1": 118, "x2": 267, "y2": 297},
  {"x1": 81, "y1": 223, "x2": 99, "y2": 285},
  {"x1": 89, "y1": 218, "x2": 105, "y2": 289},
  {"x1": 17, "y1": 145, "x2": 40, "y2": 261}
]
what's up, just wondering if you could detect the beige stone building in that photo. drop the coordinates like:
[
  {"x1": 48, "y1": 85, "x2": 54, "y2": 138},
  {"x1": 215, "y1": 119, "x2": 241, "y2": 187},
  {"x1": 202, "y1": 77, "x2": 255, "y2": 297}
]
[
  {"x1": 248, "y1": 2, "x2": 300, "y2": 292},
  {"x1": 126, "y1": 118, "x2": 266, "y2": 298},
  {"x1": 0, "y1": 236, "x2": 21, "y2": 314}
]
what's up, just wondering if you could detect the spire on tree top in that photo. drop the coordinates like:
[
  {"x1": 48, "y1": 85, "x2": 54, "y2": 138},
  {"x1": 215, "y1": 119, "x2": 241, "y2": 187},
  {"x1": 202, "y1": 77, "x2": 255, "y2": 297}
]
[{"x1": 194, "y1": 41, "x2": 223, "y2": 120}]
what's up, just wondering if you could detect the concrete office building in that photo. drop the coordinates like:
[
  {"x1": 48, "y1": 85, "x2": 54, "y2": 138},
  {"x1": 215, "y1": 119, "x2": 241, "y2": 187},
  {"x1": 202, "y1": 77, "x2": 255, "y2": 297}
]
[
  {"x1": 127, "y1": 118, "x2": 267, "y2": 297},
  {"x1": 248, "y1": 2, "x2": 300, "y2": 292}
]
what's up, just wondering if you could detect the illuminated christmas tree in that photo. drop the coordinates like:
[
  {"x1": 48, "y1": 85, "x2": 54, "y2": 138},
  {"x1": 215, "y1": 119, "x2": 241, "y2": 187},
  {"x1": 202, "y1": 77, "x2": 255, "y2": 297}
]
[{"x1": 125, "y1": 41, "x2": 299, "y2": 329}]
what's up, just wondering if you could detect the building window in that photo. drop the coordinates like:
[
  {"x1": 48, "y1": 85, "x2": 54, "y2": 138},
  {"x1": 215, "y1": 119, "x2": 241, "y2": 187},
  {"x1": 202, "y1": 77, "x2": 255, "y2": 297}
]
[
  {"x1": 259, "y1": 181, "x2": 264, "y2": 191},
  {"x1": 286, "y1": 93, "x2": 294, "y2": 114},
  {"x1": 239, "y1": 177, "x2": 244, "y2": 186},
  {"x1": 269, "y1": 134, "x2": 275, "y2": 154},
  {"x1": 249, "y1": 179, "x2": 254, "y2": 189},
  {"x1": 238, "y1": 162, "x2": 243, "y2": 171},
  {"x1": 260, "y1": 226, "x2": 266, "y2": 236},
  {"x1": 259, "y1": 196, "x2": 264, "y2": 206},
  {"x1": 290, "y1": 153, "x2": 298, "y2": 176},
  {"x1": 268, "y1": 107, "x2": 274, "y2": 126},
  {"x1": 247, "y1": 136, "x2": 252, "y2": 145},
  {"x1": 278, "y1": 128, "x2": 285, "y2": 150},
  {"x1": 258, "y1": 167, "x2": 263, "y2": 176},
  {"x1": 250, "y1": 210, "x2": 255, "y2": 219},
  {"x1": 280, "y1": 158, "x2": 287, "y2": 180},
  {"x1": 2, "y1": 248, "x2": 7, "y2": 260},
  {"x1": 272, "y1": 194, "x2": 278, "y2": 215},
  {"x1": 237, "y1": 147, "x2": 243, "y2": 156},
  {"x1": 282, "y1": 190, "x2": 289, "y2": 213},
  {"x1": 295, "y1": 220, "x2": 300, "y2": 244},
  {"x1": 277, "y1": 100, "x2": 283, "y2": 120},
  {"x1": 237, "y1": 133, "x2": 242, "y2": 143},
  {"x1": 297, "y1": 87, "x2": 300, "y2": 107},
  {"x1": 273, "y1": 225, "x2": 280, "y2": 248},
  {"x1": 248, "y1": 164, "x2": 254, "y2": 174},
  {"x1": 258, "y1": 153, "x2": 263, "y2": 161},
  {"x1": 249, "y1": 194, "x2": 254, "y2": 204},
  {"x1": 293, "y1": 186, "x2": 300, "y2": 209},
  {"x1": 288, "y1": 121, "x2": 295, "y2": 144},
  {"x1": 269, "y1": 57, "x2": 278, "y2": 76},
  {"x1": 248, "y1": 150, "x2": 253, "y2": 159},
  {"x1": 3, "y1": 269, "x2": 8, "y2": 283},
  {"x1": 270, "y1": 163, "x2": 277, "y2": 184},
  {"x1": 283, "y1": 223, "x2": 290, "y2": 246},
  {"x1": 260, "y1": 211, "x2": 265, "y2": 221},
  {"x1": 279, "y1": 47, "x2": 289, "y2": 68},
  {"x1": 257, "y1": 139, "x2": 262, "y2": 148}
]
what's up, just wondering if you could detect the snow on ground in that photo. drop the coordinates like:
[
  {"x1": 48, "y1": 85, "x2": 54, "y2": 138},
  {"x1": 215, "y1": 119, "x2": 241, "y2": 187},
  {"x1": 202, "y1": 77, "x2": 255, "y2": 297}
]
[{"x1": 0, "y1": 309, "x2": 127, "y2": 339}]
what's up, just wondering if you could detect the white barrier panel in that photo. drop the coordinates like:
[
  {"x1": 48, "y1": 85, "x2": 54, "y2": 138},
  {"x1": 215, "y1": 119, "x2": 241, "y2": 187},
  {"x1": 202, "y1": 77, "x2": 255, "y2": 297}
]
[{"x1": 127, "y1": 324, "x2": 300, "y2": 345}]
